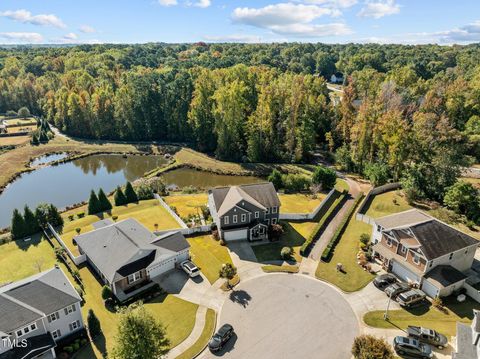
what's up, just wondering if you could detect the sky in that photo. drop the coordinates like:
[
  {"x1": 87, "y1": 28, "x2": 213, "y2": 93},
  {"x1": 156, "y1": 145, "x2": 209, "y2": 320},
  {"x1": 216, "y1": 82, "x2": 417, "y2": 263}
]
[{"x1": 0, "y1": 0, "x2": 479, "y2": 45}]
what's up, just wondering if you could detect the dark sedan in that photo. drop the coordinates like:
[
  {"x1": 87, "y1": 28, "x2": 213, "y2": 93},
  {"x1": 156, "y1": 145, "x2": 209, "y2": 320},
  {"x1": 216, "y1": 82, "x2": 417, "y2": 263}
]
[
  {"x1": 373, "y1": 273, "x2": 397, "y2": 290},
  {"x1": 208, "y1": 324, "x2": 234, "y2": 352}
]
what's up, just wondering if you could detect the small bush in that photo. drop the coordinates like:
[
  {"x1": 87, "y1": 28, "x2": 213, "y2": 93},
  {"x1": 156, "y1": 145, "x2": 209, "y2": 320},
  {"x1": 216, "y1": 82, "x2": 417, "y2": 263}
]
[
  {"x1": 112, "y1": 215, "x2": 118, "y2": 221},
  {"x1": 432, "y1": 297, "x2": 443, "y2": 309},
  {"x1": 352, "y1": 335, "x2": 394, "y2": 359},
  {"x1": 101, "y1": 285, "x2": 112, "y2": 300},
  {"x1": 72, "y1": 343, "x2": 79, "y2": 351},
  {"x1": 182, "y1": 185, "x2": 198, "y2": 194},
  {"x1": 281, "y1": 246, "x2": 293, "y2": 260},
  {"x1": 68, "y1": 214, "x2": 75, "y2": 221},
  {"x1": 75, "y1": 227, "x2": 81, "y2": 234},
  {"x1": 77, "y1": 212, "x2": 85, "y2": 219},
  {"x1": 212, "y1": 230, "x2": 220, "y2": 241},
  {"x1": 219, "y1": 239, "x2": 226, "y2": 246},
  {"x1": 64, "y1": 346, "x2": 73, "y2": 354}
]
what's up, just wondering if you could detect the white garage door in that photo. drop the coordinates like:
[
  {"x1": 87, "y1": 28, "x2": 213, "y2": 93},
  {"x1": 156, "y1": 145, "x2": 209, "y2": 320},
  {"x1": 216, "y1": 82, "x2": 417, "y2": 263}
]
[
  {"x1": 148, "y1": 258, "x2": 176, "y2": 278},
  {"x1": 421, "y1": 279, "x2": 439, "y2": 298},
  {"x1": 392, "y1": 261, "x2": 419, "y2": 283},
  {"x1": 224, "y1": 228, "x2": 248, "y2": 241}
]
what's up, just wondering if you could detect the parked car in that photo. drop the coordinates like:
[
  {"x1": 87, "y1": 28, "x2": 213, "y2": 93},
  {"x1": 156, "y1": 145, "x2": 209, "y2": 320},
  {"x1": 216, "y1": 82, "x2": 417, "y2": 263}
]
[
  {"x1": 393, "y1": 336, "x2": 433, "y2": 358},
  {"x1": 208, "y1": 324, "x2": 234, "y2": 352},
  {"x1": 396, "y1": 289, "x2": 426, "y2": 307},
  {"x1": 180, "y1": 260, "x2": 200, "y2": 278},
  {"x1": 407, "y1": 326, "x2": 448, "y2": 349},
  {"x1": 373, "y1": 273, "x2": 397, "y2": 290},
  {"x1": 384, "y1": 282, "x2": 410, "y2": 298}
]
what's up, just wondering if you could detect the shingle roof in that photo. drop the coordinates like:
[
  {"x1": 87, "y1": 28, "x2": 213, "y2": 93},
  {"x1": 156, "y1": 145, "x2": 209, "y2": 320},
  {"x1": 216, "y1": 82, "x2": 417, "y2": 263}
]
[
  {"x1": 0, "y1": 333, "x2": 56, "y2": 359},
  {"x1": 375, "y1": 209, "x2": 432, "y2": 230},
  {"x1": 152, "y1": 231, "x2": 190, "y2": 252},
  {"x1": 210, "y1": 182, "x2": 280, "y2": 217},
  {"x1": 75, "y1": 218, "x2": 182, "y2": 282},
  {"x1": 0, "y1": 295, "x2": 42, "y2": 333},
  {"x1": 424, "y1": 265, "x2": 467, "y2": 288},
  {"x1": 454, "y1": 322, "x2": 478, "y2": 359}
]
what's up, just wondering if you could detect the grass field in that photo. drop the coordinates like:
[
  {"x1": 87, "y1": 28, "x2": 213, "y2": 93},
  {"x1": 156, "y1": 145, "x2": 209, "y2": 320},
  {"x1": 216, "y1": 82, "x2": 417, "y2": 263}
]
[
  {"x1": 279, "y1": 193, "x2": 325, "y2": 213},
  {"x1": 176, "y1": 309, "x2": 216, "y2": 359},
  {"x1": 315, "y1": 217, "x2": 375, "y2": 292},
  {"x1": 187, "y1": 235, "x2": 233, "y2": 284},
  {"x1": 261, "y1": 264, "x2": 299, "y2": 273},
  {"x1": 163, "y1": 193, "x2": 208, "y2": 218},
  {"x1": 4, "y1": 118, "x2": 37, "y2": 127},
  {"x1": 61, "y1": 199, "x2": 181, "y2": 255},
  {"x1": 6, "y1": 125, "x2": 36, "y2": 134},
  {"x1": 364, "y1": 190, "x2": 412, "y2": 219},
  {"x1": 75, "y1": 265, "x2": 198, "y2": 359},
  {"x1": 0, "y1": 135, "x2": 30, "y2": 146},
  {"x1": 252, "y1": 220, "x2": 317, "y2": 263},
  {"x1": 363, "y1": 297, "x2": 480, "y2": 337},
  {"x1": 463, "y1": 177, "x2": 480, "y2": 189}
]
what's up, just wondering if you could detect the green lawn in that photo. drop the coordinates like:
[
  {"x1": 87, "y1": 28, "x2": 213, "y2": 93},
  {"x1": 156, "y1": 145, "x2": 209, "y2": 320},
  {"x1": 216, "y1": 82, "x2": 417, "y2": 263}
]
[
  {"x1": 335, "y1": 178, "x2": 350, "y2": 192},
  {"x1": 76, "y1": 265, "x2": 198, "y2": 359},
  {"x1": 187, "y1": 235, "x2": 233, "y2": 284},
  {"x1": 363, "y1": 297, "x2": 480, "y2": 337},
  {"x1": 176, "y1": 309, "x2": 216, "y2": 359},
  {"x1": 163, "y1": 193, "x2": 208, "y2": 218},
  {"x1": 315, "y1": 217, "x2": 375, "y2": 292},
  {"x1": 61, "y1": 199, "x2": 181, "y2": 255},
  {"x1": 279, "y1": 193, "x2": 325, "y2": 213},
  {"x1": 0, "y1": 234, "x2": 60, "y2": 283},
  {"x1": 252, "y1": 221, "x2": 316, "y2": 263},
  {"x1": 262, "y1": 264, "x2": 299, "y2": 273},
  {"x1": 364, "y1": 190, "x2": 412, "y2": 219}
]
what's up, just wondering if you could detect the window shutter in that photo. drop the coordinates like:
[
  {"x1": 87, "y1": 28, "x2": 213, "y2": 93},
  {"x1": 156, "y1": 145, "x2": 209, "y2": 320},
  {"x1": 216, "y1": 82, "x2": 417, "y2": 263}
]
[
  {"x1": 139, "y1": 271, "x2": 143, "y2": 278},
  {"x1": 72, "y1": 304, "x2": 76, "y2": 312},
  {"x1": 47, "y1": 316, "x2": 51, "y2": 323},
  {"x1": 56, "y1": 312, "x2": 59, "y2": 320},
  {"x1": 64, "y1": 308, "x2": 68, "y2": 315},
  {"x1": 69, "y1": 323, "x2": 73, "y2": 331},
  {"x1": 58, "y1": 329, "x2": 61, "y2": 337}
]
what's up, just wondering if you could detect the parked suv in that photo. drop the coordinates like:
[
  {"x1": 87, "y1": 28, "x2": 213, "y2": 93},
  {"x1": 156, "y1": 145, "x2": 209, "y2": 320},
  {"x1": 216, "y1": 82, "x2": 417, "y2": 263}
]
[
  {"x1": 180, "y1": 260, "x2": 200, "y2": 278},
  {"x1": 208, "y1": 324, "x2": 234, "y2": 352},
  {"x1": 373, "y1": 274, "x2": 397, "y2": 290},
  {"x1": 393, "y1": 336, "x2": 433, "y2": 358},
  {"x1": 396, "y1": 289, "x2": 426, "y2": 307},
  {"x1": 384, "y1": 282, "x2": 410, "y2": 298}
]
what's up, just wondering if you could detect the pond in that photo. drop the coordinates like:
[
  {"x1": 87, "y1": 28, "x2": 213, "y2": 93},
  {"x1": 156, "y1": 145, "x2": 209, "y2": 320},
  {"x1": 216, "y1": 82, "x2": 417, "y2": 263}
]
[
  {"x1": 160, "y1": 167, "x2": 263, "y2": 189},
  {"x1": 0, "y1": 154, "x2": 167, "y2": 228},
  {"x1": 30, "y1": 152, "x2": 69, "y2": 166}
]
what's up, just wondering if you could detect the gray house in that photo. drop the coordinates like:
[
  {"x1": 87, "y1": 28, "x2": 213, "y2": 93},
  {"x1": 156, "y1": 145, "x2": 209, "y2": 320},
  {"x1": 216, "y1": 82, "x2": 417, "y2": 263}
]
[
  {"x1": 75, "y1": 218, "x2": 190, "y2": 302},
  {"x1": 208, "y1": 182, "x2": 281, "y2": 241},
  {"x1": 452, "y1": 310, "x2": 480, "y2": 358},
  {"x1": 0, "y1": 266, "x2": 84, "y2": 359}
]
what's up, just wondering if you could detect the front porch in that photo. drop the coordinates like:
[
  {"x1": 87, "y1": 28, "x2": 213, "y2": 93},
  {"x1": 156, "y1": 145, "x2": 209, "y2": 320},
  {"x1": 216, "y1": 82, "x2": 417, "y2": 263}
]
[
  {"x1": 115, "y1": 280, "x2": 157, "y2": 303},
  {"x1": 249, "y1": 223, "x2": 268, "y2": 242}
]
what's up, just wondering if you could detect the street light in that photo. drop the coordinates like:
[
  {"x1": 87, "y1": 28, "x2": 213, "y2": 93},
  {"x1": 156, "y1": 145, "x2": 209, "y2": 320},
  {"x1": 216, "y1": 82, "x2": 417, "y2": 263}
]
[{"x1": 384, "y1": 290, "x2": 393, "y2": 321}]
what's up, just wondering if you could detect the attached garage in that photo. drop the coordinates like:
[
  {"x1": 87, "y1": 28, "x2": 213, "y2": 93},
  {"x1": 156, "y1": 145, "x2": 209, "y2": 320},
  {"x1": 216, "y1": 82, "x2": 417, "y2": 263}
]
[
  {"x1": 147, "y1": 258, "x2": 176, "y2": 278},
  {"x1": 391, "y1": 261, "x2": 420, "y2": 284},
  {"x1": 223, "y1": 228, "x2": 248, "y2": 241},
  {"x1": 423, "y1": 265, "x2": 467, "y2": 298},
  {"x1": 421, "y1": 279, "x2": 440, "y2": 298}
]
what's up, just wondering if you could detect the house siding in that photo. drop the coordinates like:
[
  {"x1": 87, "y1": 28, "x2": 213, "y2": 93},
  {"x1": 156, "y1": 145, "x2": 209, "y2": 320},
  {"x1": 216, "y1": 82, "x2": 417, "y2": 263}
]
[
  {"x1": 44, "y1": 302, "x2": 84, "y2": 341},
  {"x1": 114, "y1": 269, "x2": 149, "y2": 292}
]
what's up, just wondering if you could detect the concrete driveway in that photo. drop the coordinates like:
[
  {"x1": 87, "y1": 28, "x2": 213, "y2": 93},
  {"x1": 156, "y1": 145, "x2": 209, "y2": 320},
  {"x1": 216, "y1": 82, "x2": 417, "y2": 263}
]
[{"x1": 201, "y1": 274, "x2": 358, "y2": 359}]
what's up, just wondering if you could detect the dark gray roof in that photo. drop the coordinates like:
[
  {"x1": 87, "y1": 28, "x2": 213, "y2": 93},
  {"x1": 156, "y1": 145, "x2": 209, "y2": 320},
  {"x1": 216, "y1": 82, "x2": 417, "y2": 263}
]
[
  {"x1": 0, "y1": 295, "x2": 42, "y2": 333},
  {"x1": 454, "y1": 322, "x2": 478, "y2": 359},
  {"x1": 424, "y1": 265, "x2": 467, "y2": 288},
  {"x1": 0, "y1": 333, "x2": 56, "y2": 359},
  {"x1": 152, "y1": 231, "x2": 190, "y2": 252},
  {"x1": 92, "y1": 218, "x2": 114, "y2": 229},
  {"x1": 210, "y1": 182, "x2": 280, "y2": 215},
  {"x1": 410, "y1": 220, "x2": 478, "y2": 260}
]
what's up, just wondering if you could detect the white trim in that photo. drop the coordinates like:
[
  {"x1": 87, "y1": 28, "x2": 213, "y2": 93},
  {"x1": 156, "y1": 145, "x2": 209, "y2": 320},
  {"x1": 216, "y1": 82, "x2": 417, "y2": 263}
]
[
  {"x1": 272, "y1": 207, "x2": 277, "y2": 214},
  {"x1": 255, "y1": 211, "x2": 259, "y2": 219},
  {"x1": 241, "y1": 214, "x2": 246, "y2": 222},
  {"x1": 233, "y1": 215, "x2": 238, "y2": 224},
  {"x1": 224, "y1": 216, "x2": 229, "y2": 225}
]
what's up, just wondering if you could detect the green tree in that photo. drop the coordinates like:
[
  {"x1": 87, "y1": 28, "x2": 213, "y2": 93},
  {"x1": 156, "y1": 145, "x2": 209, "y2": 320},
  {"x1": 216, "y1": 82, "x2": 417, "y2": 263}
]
[
  {"x1": 88, "y1": 190, "x2": 101, "y2": 215},
  {"x1": 101, "y1": 285, "x2": 112, "y2": 300},
  {"x1": 97, "y1": 188, "x2": 112, "y2": 212},
  {"x1": 219, "y1": 263, "x2": 237, "y2": 288},
  {"x1": 363, "y1": 162, "x2": 390, "y2": 187},
  {"x1": 124, "y1": 182, "x2": 138, "y2": 203},
  {"x1": 23, "y1": 205, "x2": 38, "y2": 236},
  {"x1": 18, "y1": 106, "x2": 30, "y2": 118},
  {"x1": 312, "y1": 166, "x2": 337, "y2": 190},
  {"x1": 444, "y1": 181, "x2": 480, "y2": 223},
  {"x1": 268, "y1": 169, "x2": 283, "y2": 190},
  {"x1": 11, "y1": 208, "x2": 26, "y2": 239},
  {"x1": 114, "y1": 186, "x2": 127, "y2": 206},
  {"x1": 112, "y1": 304, "x2": 170, "y2": 359},
  {"x1": 87, "y1": 309, "x2": 102, "y2": 338},
  {"x1": 47, "y1": 204, "x2": 64, "y2": 227},
  {"x1": 351, "y1": 335, "x2": 394, "y2": 359},
  {"x1": 335, "y1": 145, "x2": 353, "y2": 172}
]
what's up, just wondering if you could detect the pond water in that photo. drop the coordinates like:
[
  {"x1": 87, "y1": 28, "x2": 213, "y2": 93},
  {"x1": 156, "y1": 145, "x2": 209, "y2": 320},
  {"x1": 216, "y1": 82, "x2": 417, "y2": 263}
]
[
  {"x1": 0, "y1": 154, "x2": 167, "y2": 228},
  {"x1": 30, "y1": 153, "x2": 69, "y2": 166},
  {"x1": 160, "y1": 167, "x2": 263, "y2": 189}
]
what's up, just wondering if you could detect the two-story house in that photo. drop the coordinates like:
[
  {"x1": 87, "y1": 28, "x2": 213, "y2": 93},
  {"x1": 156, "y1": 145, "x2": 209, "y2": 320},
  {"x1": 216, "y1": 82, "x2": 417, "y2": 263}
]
[
  {"x1": 372, "y1": 209, "x2": 479, "y2": 299},
  {"x1": 452, "y1": 310, "x2": 480, "y2": 358},
  {"x1": 75, "y1": 218, "x2": 190, "y2": 302},
  {"x1": 0, "y1": 266, "x2": 84, "y2": 359},
  {"x1": 208, "y1": 182, "x2": 281, "y2": 242}
]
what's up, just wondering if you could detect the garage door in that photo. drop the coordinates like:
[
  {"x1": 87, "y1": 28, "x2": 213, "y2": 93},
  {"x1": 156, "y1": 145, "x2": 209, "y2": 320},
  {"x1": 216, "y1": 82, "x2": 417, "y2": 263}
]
[
  {"x1": 148, "y1": 258, "x2": 176, "y2": 278},
  {"x1": 224, "y1": 228, "x2": 248, "y2": 241},
  {"x1": 421, "y1": 279, "x2": 439, "y2": 298},
  {"x1": 391, "y1": 261, "x2": 419, "y2": 283}
]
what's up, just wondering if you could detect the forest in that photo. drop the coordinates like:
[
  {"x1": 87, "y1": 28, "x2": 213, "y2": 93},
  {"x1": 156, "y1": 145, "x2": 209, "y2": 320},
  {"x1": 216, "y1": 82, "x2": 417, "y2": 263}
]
[{"x1": 1, "y1": 42, "x2": 480, "y2": 209}]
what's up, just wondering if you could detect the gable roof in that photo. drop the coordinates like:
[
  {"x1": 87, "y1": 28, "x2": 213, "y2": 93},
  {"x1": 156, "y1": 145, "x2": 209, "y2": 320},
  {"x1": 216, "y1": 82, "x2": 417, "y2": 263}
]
[
  {"x1": 375, "y1": 209, "x2": 432, "y2": 230},
  {"x1": 210, "y1": 182, "x2": 280, "y2": 217},
  {"x1": 75, "y1": 219, "x2": 186, "y2": 282},
  {"x1": 152, "y1": 231, "x2": 190, "y2": 252},
  {"x1": 424, "y1": 265, "x2": 467, "y2": 288},
  {"x1": 0, "y1": 267, "x2": 80, "y2": 334}
]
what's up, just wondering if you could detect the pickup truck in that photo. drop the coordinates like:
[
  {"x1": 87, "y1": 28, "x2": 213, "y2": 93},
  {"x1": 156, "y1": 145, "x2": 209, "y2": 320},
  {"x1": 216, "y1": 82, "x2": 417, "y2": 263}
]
[{"x1": 407, "y1": 326, "x2": 448, "y2": 349}]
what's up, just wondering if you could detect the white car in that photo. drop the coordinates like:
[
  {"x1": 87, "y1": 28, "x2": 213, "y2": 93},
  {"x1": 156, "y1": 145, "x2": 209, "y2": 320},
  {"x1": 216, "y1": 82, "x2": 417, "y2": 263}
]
[{"x1": 180, "y1": 260, "x2": 200, "y2": 278}]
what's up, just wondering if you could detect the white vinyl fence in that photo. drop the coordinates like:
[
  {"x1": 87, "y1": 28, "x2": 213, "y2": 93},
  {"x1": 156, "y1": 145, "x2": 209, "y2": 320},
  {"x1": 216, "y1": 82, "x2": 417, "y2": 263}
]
[
  {"x1": 154, "y1": 193, "x2": 188, "y2": 229},
  {"x1": 356, "y1": 182, "x2": 401, "y2": 224},
  {"x1": 47, "y1": 223, "x2": 86, "y2": 265},
  {"x1": 279, "y1": 188, "x2": 336, "y2": 221}
]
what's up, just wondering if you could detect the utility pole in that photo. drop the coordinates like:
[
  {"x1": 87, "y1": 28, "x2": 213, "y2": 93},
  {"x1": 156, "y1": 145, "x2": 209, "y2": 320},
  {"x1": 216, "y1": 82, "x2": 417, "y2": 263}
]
[{"x1": 384, "y1": 291, "x2": 393, "y2": 321}]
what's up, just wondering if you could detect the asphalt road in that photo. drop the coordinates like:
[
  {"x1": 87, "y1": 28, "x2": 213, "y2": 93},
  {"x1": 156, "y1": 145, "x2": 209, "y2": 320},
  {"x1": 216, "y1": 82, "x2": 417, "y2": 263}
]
[{"x1": 201, "y1": 274, "x2": 358, "y2": 359}]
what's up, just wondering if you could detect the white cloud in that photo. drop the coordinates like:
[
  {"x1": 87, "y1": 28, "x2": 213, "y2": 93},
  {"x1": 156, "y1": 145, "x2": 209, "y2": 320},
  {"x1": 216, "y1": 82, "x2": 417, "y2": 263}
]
[
  {"x1": 232, "y1": 3, "x2": 351, "y2": 38},
  {"x1": 203, "y1": 34, "x2": 262, "y2": 43},
  {"x1": 0, "y1": 9, "x2": 66, "y2": 28},
  {"x1": 79, "y1": 25, "x2": 96, "y2": 33},
  {"x1": 158, "y1": 0, "x2": 178, "y2": 6},
  {"x1": 358, "y1": 0, "x2": 400, "y2": 19},
  {"x1": 192, "y1": 0, "x2": 211, "y2": 8},
  {"x1": 63, "y1": 33, "x2": 78, "y2": 40},
  {"x1": 301, "y1": 0, "x2": 357, "y2": 8},
  {"x1": 0, "y1": 32, "x2": 43, "y2": 43},
  {"x1": 434, "y1": 20, "x2": 480, "y2": 43}
]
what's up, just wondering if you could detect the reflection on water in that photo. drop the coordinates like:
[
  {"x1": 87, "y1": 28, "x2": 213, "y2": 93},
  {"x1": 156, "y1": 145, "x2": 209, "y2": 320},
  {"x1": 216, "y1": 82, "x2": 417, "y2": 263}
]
[
  {"x1": 161, "y1": 168, "x2": 263, "y2": 189},
  {"x1": 0, "y1": 154, "x2": 167, "y2": 228},
  {"x1": 30, "y1": 153, "x2": 69, "y2": 166}
]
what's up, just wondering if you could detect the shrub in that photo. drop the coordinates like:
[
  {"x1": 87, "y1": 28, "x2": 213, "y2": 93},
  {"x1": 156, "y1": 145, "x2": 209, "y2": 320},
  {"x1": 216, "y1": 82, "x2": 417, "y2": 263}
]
[
  {"x1": 268, "y1": 169, "x2": 283, "y2": 190},
  {"x1": 269, "y1": 223, "x2": 284, "y2": 241},
  {"x1": 125, "y1": 181, "x2": 138, "y2": 203},
  {"x1": 352, "y1": 335, "x2": 394, "y2": 359},
  {"x1": 135, "y1": 184, "x2": 154, "y2": 200},
  {"x1": 72, "y1": 343, "x2": 79, "y2": 351},
  {"x1": 312, "y1": 165, "x2": 337, "y2": 190},
  {"x1": 68, "y1": 214, "x2": 75, "y2": 221},
  {"x1": 282, "y1": 173, "x2": 311, "y2": 193},
  {"x1": 182, "y1": 185, "x2": 198, "y2": 194},
  {"x1": 75, "y1": 227, "x2": 81, "y2": 234},
  {"x1": 280, "y1": 246, "x2": 293, "y2": 260},
  {"x1": 212, "y1": 230, "x2": 220, "y2": 241},
  {"x1": 114, "y1": 186, "x2": 127, "y2": 206},
  {"x1": 101, "y1": 285, "x2": 112, "y2": 300},
  {"x1": 432, "y1": 297, "x2": 443, "y2": 309},
  {"x1": 64, "y1": 346, "x2": 73, "y2": 354},
  {"x1": 112, "y1": 215, "x2": 118, "y2": 221},
  {"x1": 77, "y1": 212, "x2": 85, "y2": 218}
]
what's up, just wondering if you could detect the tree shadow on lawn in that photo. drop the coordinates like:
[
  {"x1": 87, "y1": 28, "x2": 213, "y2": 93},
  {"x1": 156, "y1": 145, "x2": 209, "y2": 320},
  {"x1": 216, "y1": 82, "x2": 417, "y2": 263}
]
[
  {"x1": 12, "y1": 232, "x2": 45, "y2": 251},
  {"x1": 229, "y1": 290, "x2": 252, "y2": 308}
]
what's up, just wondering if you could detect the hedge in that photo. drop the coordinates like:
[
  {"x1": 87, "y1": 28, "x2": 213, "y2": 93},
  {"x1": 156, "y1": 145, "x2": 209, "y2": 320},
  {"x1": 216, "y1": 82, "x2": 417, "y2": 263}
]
[
  {"x1": 320, "y1": 193, "x2": 365, "y2": 262},
  {"x1": 299, "y1": 190, "x2": 347, "y2": 256}
]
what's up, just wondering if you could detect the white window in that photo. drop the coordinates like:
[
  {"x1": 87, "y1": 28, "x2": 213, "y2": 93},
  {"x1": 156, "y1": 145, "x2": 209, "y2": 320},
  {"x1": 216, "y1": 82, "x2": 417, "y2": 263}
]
[
  {"x1": 272, "y1": 218, "x2": 277, "y2": 224},
  {"x1": 69, "y1": 320, "x2": 81, "y2": 332},
  {"x1": 413, "y1": 254, "x2": 420, "y2": 265},
  {"x1": 224, "y1": 216, "x2": 229, "y2": 225},
  {"x1": 255, "y1": 211, "x2": 259, "y2": 219},
  {"x1": 64, "y1": 304, "x2": 76, "y2": 315},
  {"x1": 259, "y1": 227, "x2": 265, "y2": 234},
  {"x1": 266, "y1": 208, "x2": 270, "y2": 214},
  {"x1": 47, "y1": 312, "x2": 60, "y2": 323},
  {"x1": 52, "y1": 329, "x2": 62, "y2": 339},
  {"x1": 401, "y1": 245, "x2": 406, "y2": 254},
  {"x1": 233, "y1": 215, "x2": 238, "y2": 223},
  {"x1": 16, "y1": 323, "x2": 37, "y2": 337},
  {"x1": 386, "y1": 238, "x2": 392, "y2": 247},
  {"x1": 127, "y1": 271, "x2": 142, "y2": 284},
  {"x1": 272, "y1": 207, "x2": 277, "y2": 214},
  {"x1": 16, "y1": 330, "x2": 22, "y2": 337},
  {"x1": 241, "y1": 214, "x2": 246, "y2": 222},
  {"x1": 30, "y1": 323, "x2": 36, "y2": 331}
]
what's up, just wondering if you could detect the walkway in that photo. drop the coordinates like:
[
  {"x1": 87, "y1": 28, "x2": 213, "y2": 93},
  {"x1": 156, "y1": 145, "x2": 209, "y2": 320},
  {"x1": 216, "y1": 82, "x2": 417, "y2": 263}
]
[{"x1": 309, "y1": 177, "x2": 361, "y2": 260}]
